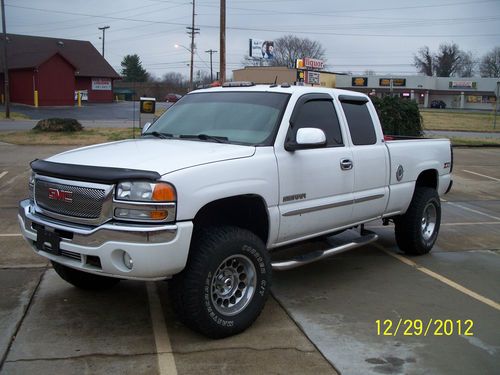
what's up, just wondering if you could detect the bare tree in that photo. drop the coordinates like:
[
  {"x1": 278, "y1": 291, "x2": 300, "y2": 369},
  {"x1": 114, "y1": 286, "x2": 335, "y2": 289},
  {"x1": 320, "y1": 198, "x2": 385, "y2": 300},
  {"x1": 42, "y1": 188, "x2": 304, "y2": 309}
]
[
  {"x1": 270, "y1": 35, "x2": 326, "y2": 68},
  {"x1": 479, "y1": 46, "x2": 500, "y2": 77},
  {"x1": 434, "y1": 43, "x2": 463, "y2": 77},
  {"x1": 414, "y1": 46, "x2": 434, "y2": 76},
  {"x1": 162, "y1": 72, "x2": 187, "y2": 88},
  {"x1": 456, "y1": 51, "x2": 477, "y2": 77}
]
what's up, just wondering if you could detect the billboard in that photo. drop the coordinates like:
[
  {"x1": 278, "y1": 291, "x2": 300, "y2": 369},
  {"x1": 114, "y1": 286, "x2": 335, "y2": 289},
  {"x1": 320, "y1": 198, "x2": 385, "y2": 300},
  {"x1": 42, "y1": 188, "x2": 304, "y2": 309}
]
[{"x1": 249, "y1": 39, "x2": 274, "y2": 59}]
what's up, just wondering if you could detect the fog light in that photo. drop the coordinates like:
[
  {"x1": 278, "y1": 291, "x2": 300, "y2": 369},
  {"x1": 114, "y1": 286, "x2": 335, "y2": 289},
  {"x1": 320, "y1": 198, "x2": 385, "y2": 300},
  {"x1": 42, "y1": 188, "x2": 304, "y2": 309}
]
[{"x1": 123, "y1": 252, "x2": 133, "y2": 270}]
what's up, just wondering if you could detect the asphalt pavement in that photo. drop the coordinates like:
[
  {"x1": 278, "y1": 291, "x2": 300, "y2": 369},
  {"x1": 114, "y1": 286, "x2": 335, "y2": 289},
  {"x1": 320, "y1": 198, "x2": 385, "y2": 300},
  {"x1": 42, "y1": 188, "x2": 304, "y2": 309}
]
[{"x1": 0, "y1": 145, "x2": 499, "y2": 374}]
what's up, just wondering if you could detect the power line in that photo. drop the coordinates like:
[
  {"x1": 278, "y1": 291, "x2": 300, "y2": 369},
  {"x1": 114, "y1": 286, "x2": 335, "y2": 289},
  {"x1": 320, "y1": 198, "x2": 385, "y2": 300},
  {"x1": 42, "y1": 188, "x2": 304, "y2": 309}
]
[{"x1": 7, "y1": 4, "x2": 499, "y2": 38}]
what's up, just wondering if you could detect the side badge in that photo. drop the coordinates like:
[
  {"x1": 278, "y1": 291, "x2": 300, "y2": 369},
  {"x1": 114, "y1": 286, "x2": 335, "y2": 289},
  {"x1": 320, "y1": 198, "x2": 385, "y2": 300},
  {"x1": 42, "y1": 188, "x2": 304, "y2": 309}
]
[{"x1": 396, "y1": 165, "x2": 404, "y2": 182}]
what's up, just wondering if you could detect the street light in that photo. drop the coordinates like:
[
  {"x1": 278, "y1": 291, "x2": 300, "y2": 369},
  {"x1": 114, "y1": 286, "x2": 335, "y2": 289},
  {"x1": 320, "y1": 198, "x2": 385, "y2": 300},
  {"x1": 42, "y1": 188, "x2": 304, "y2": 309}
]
[
  {"x1": 98, "y1": 26, "x2": 110, "y2": 58},
  {"x1": 175, "y1": 43, "x2": 194, "y2": 91}
]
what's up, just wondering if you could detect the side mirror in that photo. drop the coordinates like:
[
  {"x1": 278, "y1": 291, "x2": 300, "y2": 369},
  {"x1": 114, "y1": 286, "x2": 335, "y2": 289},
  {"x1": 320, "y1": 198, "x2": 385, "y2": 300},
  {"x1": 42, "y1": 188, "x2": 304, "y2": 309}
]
[
  {"x1": 142, "y1": 122, "x2": 152, "y2": 134},
  {"x1": 285, "y1": 127, "x2": 326, "y2": 151}
]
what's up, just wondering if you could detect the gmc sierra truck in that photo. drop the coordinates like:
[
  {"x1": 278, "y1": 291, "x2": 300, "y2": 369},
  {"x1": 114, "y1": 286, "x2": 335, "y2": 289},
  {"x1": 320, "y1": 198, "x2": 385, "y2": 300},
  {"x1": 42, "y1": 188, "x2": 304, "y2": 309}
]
[{"x1": 18, "y1": 84, "x2": 452, "y2": 338}]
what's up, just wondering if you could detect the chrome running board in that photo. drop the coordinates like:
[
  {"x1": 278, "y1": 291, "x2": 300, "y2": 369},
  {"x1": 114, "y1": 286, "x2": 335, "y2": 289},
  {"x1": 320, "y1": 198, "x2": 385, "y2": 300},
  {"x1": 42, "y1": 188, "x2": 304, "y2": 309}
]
[{"x1": 271, "y1": 230, "x2": 378, "y2": 271}]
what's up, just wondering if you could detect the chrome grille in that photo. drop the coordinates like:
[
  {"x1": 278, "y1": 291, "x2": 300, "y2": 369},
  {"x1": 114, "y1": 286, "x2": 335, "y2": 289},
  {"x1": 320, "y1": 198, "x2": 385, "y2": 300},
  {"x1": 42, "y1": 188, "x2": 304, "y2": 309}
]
[{"x1": 35, "y1": 179, "x2": 105, "y2": 219}]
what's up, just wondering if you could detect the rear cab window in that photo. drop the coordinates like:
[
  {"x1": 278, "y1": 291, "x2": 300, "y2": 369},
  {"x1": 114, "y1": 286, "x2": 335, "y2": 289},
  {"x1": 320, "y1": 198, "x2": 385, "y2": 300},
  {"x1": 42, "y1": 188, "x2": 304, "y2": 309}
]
[{"x1": 340, "y1": 95, "x2": 377, "y2": 146}]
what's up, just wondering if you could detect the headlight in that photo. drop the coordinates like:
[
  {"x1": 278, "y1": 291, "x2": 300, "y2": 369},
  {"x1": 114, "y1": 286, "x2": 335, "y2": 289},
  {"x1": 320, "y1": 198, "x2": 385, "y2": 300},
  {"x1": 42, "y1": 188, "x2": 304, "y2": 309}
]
[
  {"x1": 114, "y1": 181, "x2": 176, "y2": 222},
  {"x1": 116, "y1": 181, "x2": 176, "y2": 202}
]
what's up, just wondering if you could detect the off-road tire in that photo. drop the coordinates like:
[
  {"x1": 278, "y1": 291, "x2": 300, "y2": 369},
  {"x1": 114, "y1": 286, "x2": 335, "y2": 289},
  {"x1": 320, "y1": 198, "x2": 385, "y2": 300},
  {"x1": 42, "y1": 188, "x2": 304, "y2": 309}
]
[
  {"x1": 169, "y1": 226, "x2": 272, "y2": 339},
  {"x1": 51, "y1": 261, "x2": 120, "y2": 290},
  {"x1": 394, "y1": 187, "x2": 441, "y2": 255}
]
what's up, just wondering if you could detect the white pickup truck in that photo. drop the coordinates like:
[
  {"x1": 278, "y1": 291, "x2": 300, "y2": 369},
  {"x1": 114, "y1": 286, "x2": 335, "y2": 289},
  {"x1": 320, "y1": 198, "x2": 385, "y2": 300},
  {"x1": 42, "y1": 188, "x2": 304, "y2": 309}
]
[{"x1": 18, "y1": 84, "x2": 452, "y2": 338}]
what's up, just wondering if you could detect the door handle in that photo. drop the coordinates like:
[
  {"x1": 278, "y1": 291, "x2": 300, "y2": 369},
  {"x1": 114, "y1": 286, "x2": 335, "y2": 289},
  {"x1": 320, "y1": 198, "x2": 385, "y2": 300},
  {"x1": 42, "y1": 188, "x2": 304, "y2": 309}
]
[{"x1": 340, "y1": 159, "x2": 353, "y2": 170}]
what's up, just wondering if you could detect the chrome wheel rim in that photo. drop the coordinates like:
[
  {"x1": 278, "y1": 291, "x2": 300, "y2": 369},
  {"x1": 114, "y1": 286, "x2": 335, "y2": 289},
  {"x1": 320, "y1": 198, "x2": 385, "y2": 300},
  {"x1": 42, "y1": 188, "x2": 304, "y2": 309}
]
[
  {"x1": 421, "y1": 202, "x2": 437, "y2": 241},
  {"x1": 211, "y1": 254, "x2": 257, "y2": 316}
]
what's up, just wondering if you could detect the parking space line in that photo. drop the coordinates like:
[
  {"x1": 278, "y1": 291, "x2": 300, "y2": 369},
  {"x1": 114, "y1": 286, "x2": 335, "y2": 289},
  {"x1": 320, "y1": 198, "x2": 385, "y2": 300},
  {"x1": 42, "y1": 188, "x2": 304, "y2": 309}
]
[
  {"x1": 146, "y1": 282, "x2": 178, "y2": 375},
  {"x1": 462, "y1": 169, "x2": 500, "y2": 182},
  {"x1": 0, "y1": 171, "x2": 8, "y2": 180},
  {"x1": 376, "y1": 244, "x2": 500, "y2": 312},
  {"x1": 446, "y1": 202, "x2": 500, "y2": 221}
]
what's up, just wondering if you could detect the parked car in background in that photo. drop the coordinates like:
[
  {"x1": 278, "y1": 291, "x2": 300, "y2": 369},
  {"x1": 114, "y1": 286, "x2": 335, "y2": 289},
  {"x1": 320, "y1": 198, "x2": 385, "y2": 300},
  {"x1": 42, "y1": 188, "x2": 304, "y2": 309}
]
[
  {"x1": 165, "y1": 93, "x2": 182, "y2": 103},
  {"x1": 431, "y1": 100, "x2": 446, "y2": 109}
]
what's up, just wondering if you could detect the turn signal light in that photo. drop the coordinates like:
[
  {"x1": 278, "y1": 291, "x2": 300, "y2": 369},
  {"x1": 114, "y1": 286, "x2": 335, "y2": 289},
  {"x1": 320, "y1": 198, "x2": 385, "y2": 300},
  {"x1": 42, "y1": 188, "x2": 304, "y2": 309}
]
[
  {"x1": 150, "y1": 210, "x2": 168, "y2": 220},
  {"x1": 153, "y1": 183, "x2": 176, "y2": 201}
]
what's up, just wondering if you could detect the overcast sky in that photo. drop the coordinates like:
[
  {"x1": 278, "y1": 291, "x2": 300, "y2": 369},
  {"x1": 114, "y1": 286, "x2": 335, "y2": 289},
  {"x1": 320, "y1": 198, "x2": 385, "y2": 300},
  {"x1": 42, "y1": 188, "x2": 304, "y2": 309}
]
[{"x1": 4, "y1": 0, "x2": 500, "y2": 79}]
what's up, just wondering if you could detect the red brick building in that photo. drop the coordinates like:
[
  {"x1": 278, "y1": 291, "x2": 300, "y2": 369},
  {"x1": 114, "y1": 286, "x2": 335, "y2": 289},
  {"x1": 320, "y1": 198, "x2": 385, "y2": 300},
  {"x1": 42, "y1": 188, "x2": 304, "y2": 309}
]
[{"x1": 0, "y1": 34, "x2": 120, "y2": 106}]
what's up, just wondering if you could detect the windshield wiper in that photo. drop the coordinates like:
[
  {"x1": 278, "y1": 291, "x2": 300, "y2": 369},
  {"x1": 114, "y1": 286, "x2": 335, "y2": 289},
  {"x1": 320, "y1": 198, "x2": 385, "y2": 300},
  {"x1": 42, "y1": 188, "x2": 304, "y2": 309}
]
[
  {"x1": 179, "y1": 134, "x2": 228, "y2": 143},
  {"x1": 147, "y1": 131, "x2": 173, "y2": 139}
]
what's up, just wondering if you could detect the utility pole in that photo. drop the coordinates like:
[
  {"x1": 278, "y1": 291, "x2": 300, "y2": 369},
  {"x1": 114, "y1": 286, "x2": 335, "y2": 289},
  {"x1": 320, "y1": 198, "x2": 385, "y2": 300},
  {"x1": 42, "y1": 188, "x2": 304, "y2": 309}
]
[
  {"x1": 1, "y1": 0, "x2": 10, "y2": 118},
  {"x1": 98, "y1": 26, "x2": 110, "y2": 58},
  {"x1": 220, "y1": 0, "x2": 226, "y2": 83},
  {"x1": 186, "y1": 0, "x2": 199, "y2": 91},
  {"x1": 205, "y1": 49, "x2": 217, "y2": 82}
]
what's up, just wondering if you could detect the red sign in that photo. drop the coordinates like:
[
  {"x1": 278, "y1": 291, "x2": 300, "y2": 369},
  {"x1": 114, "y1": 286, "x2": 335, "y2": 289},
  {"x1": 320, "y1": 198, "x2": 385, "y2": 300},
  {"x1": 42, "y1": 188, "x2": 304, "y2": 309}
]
[{"x1": 303, "y1": 57, "x2": 324, "y2": 70}]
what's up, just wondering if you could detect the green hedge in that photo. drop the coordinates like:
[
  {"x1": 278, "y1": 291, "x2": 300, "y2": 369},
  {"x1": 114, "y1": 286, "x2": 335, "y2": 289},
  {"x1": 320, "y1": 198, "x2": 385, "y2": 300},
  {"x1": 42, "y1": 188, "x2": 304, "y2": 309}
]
[
  {"x1": 371, "y1": 96, "x2": 423, "y2": 136},
  {"x1": 34, "y1": 118, "x2": 83, "y2": 132}
]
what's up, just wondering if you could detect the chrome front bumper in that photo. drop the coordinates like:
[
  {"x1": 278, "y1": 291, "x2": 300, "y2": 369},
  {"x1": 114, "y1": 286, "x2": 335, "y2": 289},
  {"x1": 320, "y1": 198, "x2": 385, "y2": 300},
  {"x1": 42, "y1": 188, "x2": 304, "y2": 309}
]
[{"x1": 18, "y1": 199, "x2": 193, "y2": 280}]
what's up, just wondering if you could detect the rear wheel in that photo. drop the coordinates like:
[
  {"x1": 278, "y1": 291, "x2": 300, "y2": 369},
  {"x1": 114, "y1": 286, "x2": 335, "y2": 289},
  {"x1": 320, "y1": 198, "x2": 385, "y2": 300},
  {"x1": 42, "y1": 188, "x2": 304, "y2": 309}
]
[
  {"x1": 169, "y1": 226, "x2": 272, "y2": 338},
  {"x1": 51, "y1": 261, "x2": 120, "y2": 290},
  {"x1": 395, "y1": 187, "x2": 441, "y2": 255}
]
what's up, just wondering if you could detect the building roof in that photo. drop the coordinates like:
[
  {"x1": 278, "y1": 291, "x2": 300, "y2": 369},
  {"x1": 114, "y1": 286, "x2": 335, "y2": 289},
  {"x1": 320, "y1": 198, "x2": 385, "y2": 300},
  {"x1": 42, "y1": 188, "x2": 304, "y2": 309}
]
[{"x1": 0, "y1": 34, "x2": 120, "y2": 79}]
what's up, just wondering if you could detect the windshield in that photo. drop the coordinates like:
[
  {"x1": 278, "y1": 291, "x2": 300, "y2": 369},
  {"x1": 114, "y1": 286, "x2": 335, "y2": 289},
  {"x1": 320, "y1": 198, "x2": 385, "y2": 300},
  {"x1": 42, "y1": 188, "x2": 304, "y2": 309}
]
[{"x1": 144, "y1": 91, "x2": 290, "y2": 146}]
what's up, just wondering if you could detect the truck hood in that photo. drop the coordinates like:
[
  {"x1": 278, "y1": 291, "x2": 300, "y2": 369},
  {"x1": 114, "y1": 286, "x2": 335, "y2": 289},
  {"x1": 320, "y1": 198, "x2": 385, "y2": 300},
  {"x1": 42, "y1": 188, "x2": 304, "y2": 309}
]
[{"x1": 46, "y1": 139, "x2": 256, "y2": 175}]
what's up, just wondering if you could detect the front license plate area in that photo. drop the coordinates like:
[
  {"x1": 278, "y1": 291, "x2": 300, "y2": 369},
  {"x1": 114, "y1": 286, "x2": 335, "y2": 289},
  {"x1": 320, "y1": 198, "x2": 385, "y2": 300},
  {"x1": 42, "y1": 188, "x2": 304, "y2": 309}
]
[{"x1": 36, "y1": 228, "x2": 61, "y2": 256}]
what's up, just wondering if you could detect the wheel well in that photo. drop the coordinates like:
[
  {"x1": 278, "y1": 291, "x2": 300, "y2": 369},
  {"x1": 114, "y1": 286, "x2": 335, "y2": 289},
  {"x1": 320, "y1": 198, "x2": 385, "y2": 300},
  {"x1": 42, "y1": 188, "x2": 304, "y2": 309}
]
[
  {"x1": 193, "y1": 195, "x2": 269, "y2": 244},
  {"x1": 415, "y1": 169, "x2": 438, "y2": 190}
]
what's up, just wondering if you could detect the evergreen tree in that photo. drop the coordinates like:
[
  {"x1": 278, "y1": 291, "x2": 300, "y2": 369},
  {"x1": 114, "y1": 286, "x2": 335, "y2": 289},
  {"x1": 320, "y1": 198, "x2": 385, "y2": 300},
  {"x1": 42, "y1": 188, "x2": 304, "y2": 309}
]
[{"x1": 120, "y1": 54, "x2": 149, "y2": 82}]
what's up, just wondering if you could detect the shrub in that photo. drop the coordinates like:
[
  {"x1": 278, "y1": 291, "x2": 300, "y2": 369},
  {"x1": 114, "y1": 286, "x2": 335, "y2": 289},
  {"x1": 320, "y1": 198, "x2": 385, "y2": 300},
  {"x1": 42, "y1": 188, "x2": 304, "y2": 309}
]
[
  {"x1": 371, "y1": 96, "x2": 423, "y2": 136},
  {"x1": 34, "y1": 118, "x2": 83, "y2": 132}
]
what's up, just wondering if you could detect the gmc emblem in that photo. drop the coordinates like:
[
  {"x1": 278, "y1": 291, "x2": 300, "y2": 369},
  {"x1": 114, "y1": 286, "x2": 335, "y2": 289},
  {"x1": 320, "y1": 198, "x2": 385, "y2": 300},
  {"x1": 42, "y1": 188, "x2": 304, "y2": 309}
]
[{"x1": 48, "y1": 188, "x2": 73, "y2": 203}]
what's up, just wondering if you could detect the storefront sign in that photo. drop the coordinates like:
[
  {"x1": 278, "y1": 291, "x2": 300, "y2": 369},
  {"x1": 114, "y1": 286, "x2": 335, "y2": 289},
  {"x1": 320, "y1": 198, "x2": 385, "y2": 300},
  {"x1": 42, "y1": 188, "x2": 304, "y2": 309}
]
[
  {"x1": 306, "y1": 71, "x2": 320, "y2": 85},
  {"x1": 352, "y1": 77, "x2": 368, "y2": 86},
  {"x1": 466, "y1": 95, "x2": 496, "y2": 103},
  {"x1": 449, "y1": 81, "x2": 477, "y2": 89},
  {"x1": 379, "y1": 78, "x2": 406, "y2": 87},
  {"x1": 92, "y1": 78, "x2": 112, "y2": 91},
  {"x1": 303, "y1": 57, "x2": 324, "y2": 70}
]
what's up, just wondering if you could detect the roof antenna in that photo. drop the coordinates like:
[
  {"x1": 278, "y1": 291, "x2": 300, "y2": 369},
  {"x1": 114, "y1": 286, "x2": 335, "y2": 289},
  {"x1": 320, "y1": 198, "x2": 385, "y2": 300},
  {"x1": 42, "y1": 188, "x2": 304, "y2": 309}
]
[{"x1": 270, "y1": 75, "x2": 278, "y2": 88}]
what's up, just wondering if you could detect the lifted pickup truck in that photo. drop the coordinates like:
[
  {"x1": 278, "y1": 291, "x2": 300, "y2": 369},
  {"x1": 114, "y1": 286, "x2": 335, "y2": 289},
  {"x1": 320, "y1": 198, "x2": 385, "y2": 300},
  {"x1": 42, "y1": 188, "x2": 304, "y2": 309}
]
[{"x1": 18, "y1": 84, "x2": 452, "y2": 338}]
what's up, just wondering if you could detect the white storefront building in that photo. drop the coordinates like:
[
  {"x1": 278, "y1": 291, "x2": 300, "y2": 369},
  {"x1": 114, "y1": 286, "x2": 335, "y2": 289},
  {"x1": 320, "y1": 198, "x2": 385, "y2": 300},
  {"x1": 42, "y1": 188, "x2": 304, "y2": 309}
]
[{"x1": 335, "y1": 75, "x2": 499, "y2": 110}]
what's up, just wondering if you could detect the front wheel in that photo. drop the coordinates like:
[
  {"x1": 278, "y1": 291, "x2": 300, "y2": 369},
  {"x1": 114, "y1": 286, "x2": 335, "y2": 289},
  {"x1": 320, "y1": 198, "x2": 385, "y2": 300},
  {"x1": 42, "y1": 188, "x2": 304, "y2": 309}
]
[
  {"x1": 394, "y1": 187, "x2": 441, "y2": 255},
  {"x1": 169, "y1": 226, "x2": 272, "y2": 338}
]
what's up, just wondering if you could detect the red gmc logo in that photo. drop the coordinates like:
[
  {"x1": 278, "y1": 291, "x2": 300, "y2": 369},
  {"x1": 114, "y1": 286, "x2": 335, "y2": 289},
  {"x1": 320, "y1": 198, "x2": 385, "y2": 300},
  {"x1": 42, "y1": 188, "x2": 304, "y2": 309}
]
[{"x1": 48, "y1": 188, "x2": 73, "y2": 203}]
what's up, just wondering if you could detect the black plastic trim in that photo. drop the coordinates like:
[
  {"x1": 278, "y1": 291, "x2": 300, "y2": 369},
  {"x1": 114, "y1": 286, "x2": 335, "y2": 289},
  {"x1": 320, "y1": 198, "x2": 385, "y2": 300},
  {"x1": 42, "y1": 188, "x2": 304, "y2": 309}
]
[
  {"x1": 338, "y1": 94, "x2": 369, "y2": 104},
  {"x1": 31, "y1": 160, "x2": 161, "y2": 184}
]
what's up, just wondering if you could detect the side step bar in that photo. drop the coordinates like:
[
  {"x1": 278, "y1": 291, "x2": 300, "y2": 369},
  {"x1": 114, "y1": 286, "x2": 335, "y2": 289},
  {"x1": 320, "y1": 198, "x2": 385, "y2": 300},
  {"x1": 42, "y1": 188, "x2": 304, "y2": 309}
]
[{"x1": 271, "y1": 230, "x2": 378, "y2": 271}]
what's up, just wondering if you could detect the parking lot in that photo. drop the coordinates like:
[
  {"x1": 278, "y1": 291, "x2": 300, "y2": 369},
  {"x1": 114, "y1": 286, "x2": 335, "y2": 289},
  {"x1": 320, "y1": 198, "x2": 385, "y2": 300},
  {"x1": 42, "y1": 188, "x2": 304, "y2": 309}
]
[{"x1": 0, "y1": 144, "x2": 498, "y2": 374}]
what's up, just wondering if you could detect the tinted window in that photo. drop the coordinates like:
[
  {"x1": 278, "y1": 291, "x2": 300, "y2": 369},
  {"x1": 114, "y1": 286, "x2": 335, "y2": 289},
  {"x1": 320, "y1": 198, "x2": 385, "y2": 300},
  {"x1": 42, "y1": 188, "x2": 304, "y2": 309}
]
[
  {"x1": 146, "y1": 92, "x2": 290, "y2": 146},
  {"x1": 292, "y1": 100, "x2": 343, "y2": 146},
  {"x1": 341, "y1": 102, "x2": 377, "y2": 145}
]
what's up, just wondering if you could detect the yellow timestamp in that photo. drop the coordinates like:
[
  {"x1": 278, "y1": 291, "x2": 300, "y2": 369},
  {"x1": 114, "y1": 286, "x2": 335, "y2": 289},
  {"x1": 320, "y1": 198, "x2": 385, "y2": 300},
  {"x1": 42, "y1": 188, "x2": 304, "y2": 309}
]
[{"x1": 375, "y1": 319, "x2": 474, "y2": 336}]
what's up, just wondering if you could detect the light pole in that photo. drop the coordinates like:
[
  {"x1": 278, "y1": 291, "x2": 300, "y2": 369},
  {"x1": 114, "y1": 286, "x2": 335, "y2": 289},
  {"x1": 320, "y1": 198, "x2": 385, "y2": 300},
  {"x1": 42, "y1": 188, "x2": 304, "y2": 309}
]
[
  {"x1": 98, "y1": 26, "x2": 110, "y2": 58},
  {"x1": 205, "y1": 49, "x2": 217, "y2": 82},
  {"x1": 175, "y1": 44, "x2": 194, "y2": 90},
  {"x1": 1, "y1": 0, "x2": 10, "y2": 118}
]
